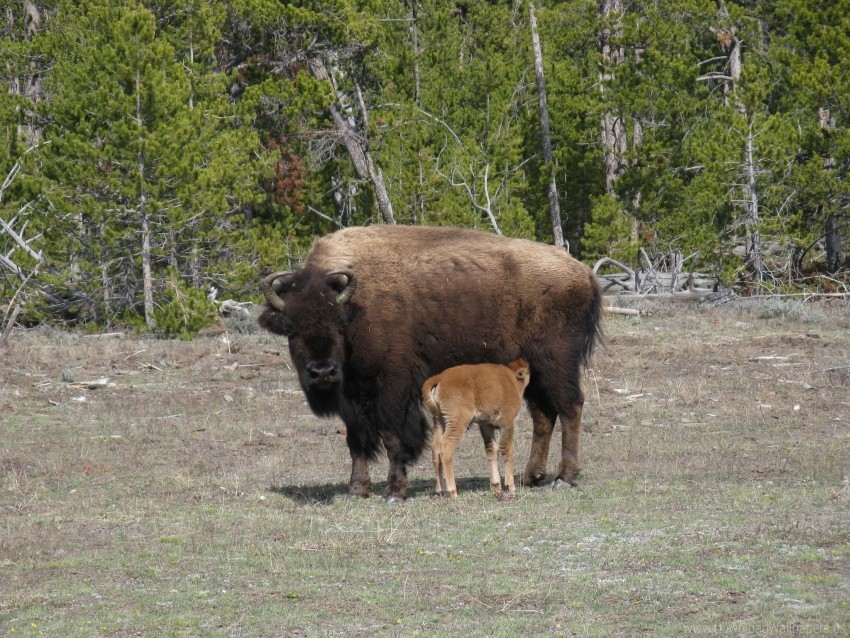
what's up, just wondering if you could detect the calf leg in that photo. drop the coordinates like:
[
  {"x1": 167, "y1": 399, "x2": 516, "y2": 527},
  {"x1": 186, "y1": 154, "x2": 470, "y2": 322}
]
[
  {"x1": 499, "y1": 418, "x2": 517, "y2": 497},
  {"x1": 478, "y1": 423, "x2": 503, "y2": 495},
  {"x1": 439, "y1": 410, "x2": 471, "y2": 498},
  {"x1": 431, "y1": 422, "x2": 449, "y2": 496}
]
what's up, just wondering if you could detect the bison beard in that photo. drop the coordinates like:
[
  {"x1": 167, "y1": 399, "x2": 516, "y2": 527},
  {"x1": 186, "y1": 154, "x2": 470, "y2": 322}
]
[{"x1": 259, "y1": 225, "x2": 602, "y2": 500}]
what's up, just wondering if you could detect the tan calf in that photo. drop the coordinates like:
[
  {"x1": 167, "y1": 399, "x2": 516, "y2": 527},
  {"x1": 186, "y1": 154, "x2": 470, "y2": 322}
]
[{"x1": 421, "y1": 359, "x2": 531, "y2": 498}]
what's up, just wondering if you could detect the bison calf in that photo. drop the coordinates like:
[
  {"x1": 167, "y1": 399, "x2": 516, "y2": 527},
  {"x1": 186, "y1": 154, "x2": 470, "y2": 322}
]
[{"x1": 422, "y1": 359, "x2": 531, "y2": 498}]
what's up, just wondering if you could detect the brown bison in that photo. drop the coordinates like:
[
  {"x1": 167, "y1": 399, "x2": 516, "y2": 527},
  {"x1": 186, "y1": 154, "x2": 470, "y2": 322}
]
[
  {"x1": 259, "y1": 225, "x2": 602, "y2": 501},
  {"x1": 422, "y1": 358, "x2": 531, "y2": 499}
]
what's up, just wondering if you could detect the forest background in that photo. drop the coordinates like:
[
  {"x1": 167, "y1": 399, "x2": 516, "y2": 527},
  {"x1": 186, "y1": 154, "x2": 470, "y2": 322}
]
[{"x1": 1, "y1": 0, "x2": 848, "y2": 336}]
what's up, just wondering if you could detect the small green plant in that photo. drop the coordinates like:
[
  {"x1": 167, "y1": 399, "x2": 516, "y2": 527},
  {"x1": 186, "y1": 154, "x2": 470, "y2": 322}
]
[
  {"x1": 754, "y1": 298, "x2": 827, "y2": 324},
  {"x1": 153, "y1": 277, "x2": 217, "y2": 339}
]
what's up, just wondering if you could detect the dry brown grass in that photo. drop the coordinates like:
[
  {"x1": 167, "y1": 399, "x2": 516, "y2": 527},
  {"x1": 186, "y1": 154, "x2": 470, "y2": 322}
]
[{"x1": 2, "y1": 299, "x2": 849, "y2": 636}]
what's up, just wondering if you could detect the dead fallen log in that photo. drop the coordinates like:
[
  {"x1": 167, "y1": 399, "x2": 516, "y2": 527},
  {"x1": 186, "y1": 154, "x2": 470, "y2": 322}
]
[
  {"x1": 603, "y1": 289, "x2": 718, "y2": 302},
  {"x1": 603, "y1": 306, "x2": 641, "y2": 316},
  {"x1": 70, "y1": 377, "x2": 110, "y2": 389}
]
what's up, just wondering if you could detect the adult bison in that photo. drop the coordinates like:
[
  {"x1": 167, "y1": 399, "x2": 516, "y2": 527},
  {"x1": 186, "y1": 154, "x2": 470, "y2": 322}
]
[{"x1": 259, "y1": 225, "x2": 602, "y2": 500}]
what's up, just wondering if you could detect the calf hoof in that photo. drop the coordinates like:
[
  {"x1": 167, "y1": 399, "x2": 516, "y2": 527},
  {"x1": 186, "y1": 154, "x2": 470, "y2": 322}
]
[
  {"x1": 497, "y1": 491, "x2": 516, "y2": 501},
  {"x1": 551, "y1": 478, "x2": 575, "y2": 490}
]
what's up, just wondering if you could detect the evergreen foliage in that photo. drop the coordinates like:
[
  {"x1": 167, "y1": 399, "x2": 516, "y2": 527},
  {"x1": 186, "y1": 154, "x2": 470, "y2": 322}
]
[{"x1": 1, "y1": 0, "x2": 848, "y2": 332}]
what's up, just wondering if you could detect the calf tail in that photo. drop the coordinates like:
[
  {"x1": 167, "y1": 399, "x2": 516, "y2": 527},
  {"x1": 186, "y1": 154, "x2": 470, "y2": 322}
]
[{"x1": 420, "y1": 378, "x2": 440, "y2": 417}]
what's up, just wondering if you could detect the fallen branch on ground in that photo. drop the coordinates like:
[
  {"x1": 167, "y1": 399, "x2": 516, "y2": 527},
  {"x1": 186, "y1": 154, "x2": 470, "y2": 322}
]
[{"x1": 603, "y1": 306, "x2": 641, "y2": 316}]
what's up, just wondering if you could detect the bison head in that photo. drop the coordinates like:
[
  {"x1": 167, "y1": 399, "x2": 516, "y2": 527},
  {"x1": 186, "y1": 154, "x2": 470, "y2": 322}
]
[{"x1": 259, "y1": 267, "x2": 357, "y2": 417}]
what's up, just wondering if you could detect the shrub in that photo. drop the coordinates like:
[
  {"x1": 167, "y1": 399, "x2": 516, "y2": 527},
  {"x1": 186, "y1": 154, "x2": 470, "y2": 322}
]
[{"x1": 153, "y1": 277, "x2": 218, "y2": 339}]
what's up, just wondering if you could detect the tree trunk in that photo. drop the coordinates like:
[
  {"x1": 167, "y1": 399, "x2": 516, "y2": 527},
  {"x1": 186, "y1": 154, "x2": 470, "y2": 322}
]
[
  {"x1": 819, "y1": 108, "x2": 841, "y2": 271},
  {"x1": 410, "y1": 0, "x2": 425, "y2": 224},
  {"x1": 598, "y1": 0, "x2": 626, "y2": 196},
  {"x1": 598, "y1": 0, "x2": 639, "y2": 245},
  {"x1": 715, "y1": 2, "x2": 744, "y2": 114},
  {"x1": 5, "y1": 2, "x2": 47, "y2": 145},
  {"x1": 101, "y1": 256, "x2": 111, "y2": 322},
  {"x1": 744, "y1": 120, "x2": 764, "y2": 285},
  {"x1": 142, "y1": 212, "x2": 155, "y2": 328},
  {"x1": 136, "y1": 68, "x2": 155, "y2": 328},
  {"x1": 0, "y1": 305, "x2": 22, "y2": 348},
  {"x1": 409, "y1": 0, "x2": 421, "y2": 107},
  {"x1": 308, "y1": 57, "x2": 395, "y2": 225},
  {"x1": 630, "y1": 119, "x2": 643, "y2": 244},
  {"x1": 825, "y1": 214, "x2": 843, "y2": 271},
  {"x1": 529, "y1": 2, "x2": 565, "y2": 250}
]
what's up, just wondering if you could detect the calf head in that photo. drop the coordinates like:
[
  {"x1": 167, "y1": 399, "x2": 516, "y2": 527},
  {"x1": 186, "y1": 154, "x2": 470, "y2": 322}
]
[
  {"x1": 506, "y1": 358, "x2": 531, "y2": 392},
  {"x1": 259, "y1": 266, "x2": 357, "y2": 417}
]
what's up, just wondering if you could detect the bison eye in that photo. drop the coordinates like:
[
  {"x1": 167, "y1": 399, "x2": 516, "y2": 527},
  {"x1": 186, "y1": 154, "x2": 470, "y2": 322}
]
[{"x1": 279, "y1": 322, "x2": 297, "y2": 339}]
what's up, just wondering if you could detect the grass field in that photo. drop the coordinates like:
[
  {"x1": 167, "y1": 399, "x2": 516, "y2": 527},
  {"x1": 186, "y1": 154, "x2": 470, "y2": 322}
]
[{"x1": 2, "y1": 298, "x2": 849, "y2": 637}]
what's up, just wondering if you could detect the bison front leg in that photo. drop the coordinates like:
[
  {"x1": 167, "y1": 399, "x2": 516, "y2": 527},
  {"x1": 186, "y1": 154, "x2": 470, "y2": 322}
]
[
  {"x1": 522, "y1": 392, "x2": 557, "y2": 487},
  {"x1": 347, "y1": 453, "x2": 372, "y2": 498},
  {"x1": 343, "y1": 427, "x2": 373, "y2": 497},
  {"x1": 380, "y1": 429, "x2": 412, "y2": 501}
]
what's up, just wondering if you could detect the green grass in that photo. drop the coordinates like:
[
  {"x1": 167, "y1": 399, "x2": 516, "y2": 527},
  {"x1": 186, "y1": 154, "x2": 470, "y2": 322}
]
[{"x1": 4, "y1": 483, "x2": 847, "y2": 636}]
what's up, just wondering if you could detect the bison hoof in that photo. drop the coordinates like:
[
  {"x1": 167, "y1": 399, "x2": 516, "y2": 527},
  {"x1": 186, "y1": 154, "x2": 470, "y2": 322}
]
[
  {"x1": 346, "y1": 485, "x2": 371, "y2": 498},
  {"x1": 384, "y1": 495, "x2": 405, "y2": 505},
  {"x1": 551, "y1": 478, "x2": 575, "y2": 490},
  {"x1": 522, "y1": 473, "x2": 547, "y2": 487}
]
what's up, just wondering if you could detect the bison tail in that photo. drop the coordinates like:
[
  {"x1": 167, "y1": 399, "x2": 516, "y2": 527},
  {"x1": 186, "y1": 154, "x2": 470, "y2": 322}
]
[{"x1": 580, "y1": 273, "x2": 604, "y2": 367}]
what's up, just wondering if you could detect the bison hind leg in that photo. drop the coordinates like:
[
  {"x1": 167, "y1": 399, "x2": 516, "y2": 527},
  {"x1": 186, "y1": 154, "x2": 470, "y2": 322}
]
[{"x1": 555, "y1": 400, "x2": 583, "y2": 486}]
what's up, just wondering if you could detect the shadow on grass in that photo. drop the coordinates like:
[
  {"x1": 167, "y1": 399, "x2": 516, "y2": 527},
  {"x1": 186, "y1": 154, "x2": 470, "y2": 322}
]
[{"x1": 268, "y1": 476, "x2": 502, "y2": 505}]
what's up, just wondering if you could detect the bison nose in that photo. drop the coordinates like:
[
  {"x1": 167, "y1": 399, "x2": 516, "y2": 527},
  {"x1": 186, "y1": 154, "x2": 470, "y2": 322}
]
[{"x1": 306, "y1": 360, "x2": 338, "y2": 381}]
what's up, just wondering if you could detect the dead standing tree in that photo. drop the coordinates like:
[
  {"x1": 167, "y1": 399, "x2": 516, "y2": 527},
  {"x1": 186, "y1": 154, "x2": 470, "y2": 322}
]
[
  {"x1": 1, "y1": 146, "x2": 45, "y2": 346},
  {"x1": 307, "y1": 56, "x2": 396, "y2": 225},
  {"x1": 699, "y1": 3, "x2": 770, "y2": 288},
  {"x1": 529, "y1": 2, "x2": 565, "y2": 250},
  {"x1": 597, "y1": 0, "x2": 643, "y2": 244}
]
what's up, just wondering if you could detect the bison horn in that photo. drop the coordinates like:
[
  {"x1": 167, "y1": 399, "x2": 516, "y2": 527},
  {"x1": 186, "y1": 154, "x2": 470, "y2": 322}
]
[
  {"x1": 327, "y1": 268, "x2": 357, "y2": 304},
  {"x1": 260, "y1": 271, "x2": 293, "y2": 312}
]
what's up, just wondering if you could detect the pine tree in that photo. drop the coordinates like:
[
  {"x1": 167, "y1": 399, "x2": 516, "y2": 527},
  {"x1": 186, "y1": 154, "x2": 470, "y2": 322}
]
[{"x1": 37, "y1": 0, "x2": 262, "y2": 330}]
